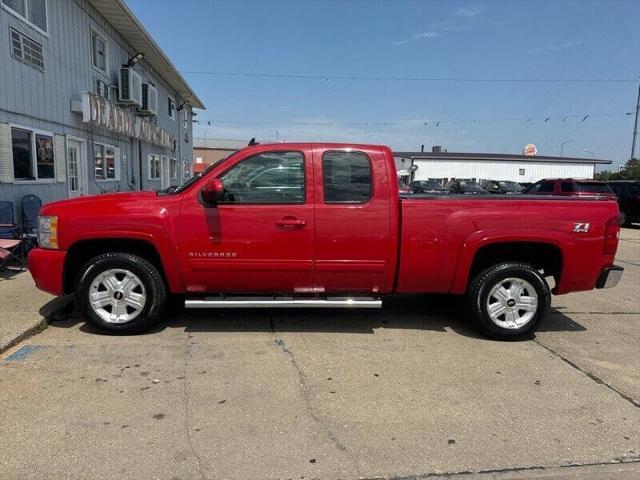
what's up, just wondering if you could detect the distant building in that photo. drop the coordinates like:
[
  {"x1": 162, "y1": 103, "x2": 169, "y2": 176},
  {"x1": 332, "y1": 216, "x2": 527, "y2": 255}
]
[
  {"x1": 0, "y1": 0, "x2": 205, "y2": 215},
  {"x1": 394, "y1": 149, "x2": 612, "y2": 186},
  {"x1": 192, "y1": 138, "x2": 248, "y2": 173}
]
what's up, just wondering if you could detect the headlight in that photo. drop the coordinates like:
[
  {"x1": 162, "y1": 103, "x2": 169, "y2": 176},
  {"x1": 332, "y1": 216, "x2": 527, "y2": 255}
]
[{"x1": 38, "y1": 216, "x2": 58, "y2": 249}]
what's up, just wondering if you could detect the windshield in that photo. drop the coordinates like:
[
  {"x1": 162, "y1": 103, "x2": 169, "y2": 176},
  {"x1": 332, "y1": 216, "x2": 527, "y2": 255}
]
[
  {"x1": 498, "y1": 181, "x2": 523, "y2": 192},
  {"x1": 421, "y1": 181, "x2": 444, "y2": 190},
  {"x1": 575, "y1": 182, "x2": 613, "y2": 194},
  {"x1": 459, "y1": 181, "x2": 485, "y2": 192},
  {"x1": 163, "y1": 151, "x2": 239, "y2": 195}
]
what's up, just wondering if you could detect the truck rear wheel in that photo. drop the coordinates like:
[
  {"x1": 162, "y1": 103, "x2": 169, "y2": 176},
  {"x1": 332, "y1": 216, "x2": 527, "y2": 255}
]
[
  {"x1": 76, "y1": 252, "x2": 167, "y2": 334},
  {"x1": 467, "y1": 262, "x2": 550, "y2": 340}
]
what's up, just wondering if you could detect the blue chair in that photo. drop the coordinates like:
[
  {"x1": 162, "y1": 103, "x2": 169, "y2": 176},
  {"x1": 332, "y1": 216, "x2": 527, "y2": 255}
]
[
  {"x1": 20, "y1": 194, "x2": 42, "y2": 253},
  {"x1": 0, "y1": 201, "x2": 19, "y2": 239}
]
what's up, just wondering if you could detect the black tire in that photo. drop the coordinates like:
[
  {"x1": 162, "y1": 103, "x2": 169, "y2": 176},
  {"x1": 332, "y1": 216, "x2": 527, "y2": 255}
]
[
  {"x1": 75, "y1": 252, "x2": 167, "y2": 334},
  {"x1": 467, "y1": 262, "x2": 550, "y2": 341},
  {"x1": 620, "y1": 210, "x2": 630, "y2": 228}
]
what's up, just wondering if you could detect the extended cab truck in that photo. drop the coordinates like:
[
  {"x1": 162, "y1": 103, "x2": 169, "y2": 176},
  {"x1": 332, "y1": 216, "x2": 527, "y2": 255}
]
[{"x1": 29, "y1": 143, "x2": 624, "y2": 340}]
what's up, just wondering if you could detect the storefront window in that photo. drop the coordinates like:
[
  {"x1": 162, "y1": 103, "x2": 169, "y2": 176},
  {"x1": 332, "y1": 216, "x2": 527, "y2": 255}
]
[
  {"x1": 12, "y1": 128, "x2": 33, "y2": 179},
  {"x1": 94, "y1": 143, "x2": 117, "y2": 180},
  {"x1": 34, "y1": 133, "x2": 54, "y2": 179},
  {"x1": 11, "y1": 127, "x2": 54, "y2": 181}
]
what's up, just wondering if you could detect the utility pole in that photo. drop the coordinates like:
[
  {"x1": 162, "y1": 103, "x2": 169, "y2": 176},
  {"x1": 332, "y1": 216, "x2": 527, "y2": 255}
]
[{"x1": 631, "y1": 80, "x2": 640, "y2": 161}]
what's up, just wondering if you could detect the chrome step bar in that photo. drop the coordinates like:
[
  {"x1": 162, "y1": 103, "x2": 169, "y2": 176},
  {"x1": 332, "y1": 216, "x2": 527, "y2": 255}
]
[{"x1": 185, "y1": 296, "x2": 382, "y2": 309}]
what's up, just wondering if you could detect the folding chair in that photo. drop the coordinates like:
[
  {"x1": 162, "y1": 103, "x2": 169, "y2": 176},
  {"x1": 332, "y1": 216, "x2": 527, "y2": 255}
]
[
  {"x1": 20, "y1": 194, "x2": 42, "y2": 254},
  {"x1": 0, "y1": 201, "x2": 24, "y2": 271}
]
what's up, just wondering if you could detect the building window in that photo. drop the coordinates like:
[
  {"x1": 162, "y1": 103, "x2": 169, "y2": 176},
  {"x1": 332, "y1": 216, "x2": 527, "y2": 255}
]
[
  {"x1": 183, "y1": 160, "x2": 190, "y2": 179},
  {"x1": 91, "y1": 28, "x2": 107, "y2": 73},
  {"x1": 169, "y1": 158, "x2": 177, "y2": 179},
  {"x1": 10, "y1": 28, "x2": 44, "y2": 71},
  {"x1": 2, "y1": 0, "x2": 48, "y2": 34},
  {"x1": 167, "y1": 96, "x2": 175, "y2": 120},
  {"x1": 148, "y1": 154, "x2": 160, "y2": 180},
  {"x1": 519, "y1": 168, "x2": 525, "y2": 176},
  {"x1": 94, "y1": 143, "x2": 117, "y2": 181},
  {"x1": 11, "y1": 126, "x2": 54, "y2": 181}
]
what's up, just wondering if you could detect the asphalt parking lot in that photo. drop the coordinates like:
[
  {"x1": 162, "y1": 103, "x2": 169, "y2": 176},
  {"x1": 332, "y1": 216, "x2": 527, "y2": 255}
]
[{"x1": 1, "y1": 229, "x2": 639, "y2": 480}]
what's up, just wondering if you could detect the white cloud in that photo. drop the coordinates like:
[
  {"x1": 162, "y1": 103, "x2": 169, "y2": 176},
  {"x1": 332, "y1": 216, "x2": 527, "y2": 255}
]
[
  {"x1": 454, "y1": 4, "x2": 486, "y2": 18},
  {"x1": 413, "y1": 31, "x2": 440, "y2": 40},
  {"x1": 392, "y1": 39, "x2": 409, "y2": 46},
  {"x1": 527, "y1": 39, "x2": 584, "y2": 54}
]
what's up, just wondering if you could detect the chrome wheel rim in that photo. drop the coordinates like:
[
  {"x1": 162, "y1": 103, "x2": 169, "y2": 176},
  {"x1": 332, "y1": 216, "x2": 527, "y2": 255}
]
[
  {"x1": 89, "y1": 269, "x2": 146, "y2": 324},
  {"x1": 486, "y1": 277, "x2": 538, "y2": 329}
]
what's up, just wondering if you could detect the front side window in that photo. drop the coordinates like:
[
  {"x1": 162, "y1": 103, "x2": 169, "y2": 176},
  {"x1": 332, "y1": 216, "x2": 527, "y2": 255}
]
[
  {"x1": 561, "y1": 182, "x2": 574, "y2": 193},
  {"x1": 2, "y1": 0, "x2": 47, "y2": 33},
  {"x1": 91, "y1": 29, "x2": 107, "y2": 72},
  {"x1": 538, "y1": 181, "x2": 555, "y2": 193},
  {"x1": 11, "y1": 127, "x2": 53, "y2": 180},
  {"x1": 94, "y1": 143, "x2": 116, "y2": 180},
  {"x1": 322, "y1": 151, "x2": 372, "y2": 203},
  {"x1": 219, "y1": 151, "x2": 304, "y2": 204}
]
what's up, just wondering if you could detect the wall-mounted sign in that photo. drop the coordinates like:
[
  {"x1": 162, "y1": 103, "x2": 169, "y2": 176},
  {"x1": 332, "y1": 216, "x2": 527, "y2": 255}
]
[
  {"x1": 80, "y1": 91, "x2": 175, "y2": 150},
  {"x1": 523, "y1": 144, "x2": 537, "y2": 156}
]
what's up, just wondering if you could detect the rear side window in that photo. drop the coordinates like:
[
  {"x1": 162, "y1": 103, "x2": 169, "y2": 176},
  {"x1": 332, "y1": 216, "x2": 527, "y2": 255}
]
[
  {"x1": 575, "y1": 182, "x2": 613, "y2": 194},
  {"x1": 322, "y1": 151, "x2": 372, "y2": 203},
  {"x1": 538, "y1": 181, "x2": 555, "y2": 193}
]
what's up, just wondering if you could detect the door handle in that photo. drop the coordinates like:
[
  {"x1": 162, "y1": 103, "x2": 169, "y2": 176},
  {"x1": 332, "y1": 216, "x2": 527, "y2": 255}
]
[{"x1": 276, "y1": 217, "x2": 306, "y2": 229}]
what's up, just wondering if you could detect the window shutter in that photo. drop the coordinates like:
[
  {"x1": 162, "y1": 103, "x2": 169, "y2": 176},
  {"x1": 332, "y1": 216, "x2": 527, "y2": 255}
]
[
  {"x1": 0, "y1": 123, "x2": 14, "y2": 183},
  {"x1": 115, "y1": 147, "x2": 121, "y2": 181},
  {"x1": 53, "y1": 134, "x2": 66, "y2": 183}
]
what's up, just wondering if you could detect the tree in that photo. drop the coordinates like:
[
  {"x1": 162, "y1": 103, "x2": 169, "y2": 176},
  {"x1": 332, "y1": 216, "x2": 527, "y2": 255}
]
[{"x1": 595, "y1": 157, "x2": 640, "y2": 181}]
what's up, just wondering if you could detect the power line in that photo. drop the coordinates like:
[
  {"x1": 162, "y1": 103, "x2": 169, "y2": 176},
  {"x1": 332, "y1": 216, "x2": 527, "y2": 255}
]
[
  {"x1": 193, "y1": 111, "x2": 634, "y2": 128},
  {"x1": 181, "y1": 70, "x2": 637, "y2": 84}
]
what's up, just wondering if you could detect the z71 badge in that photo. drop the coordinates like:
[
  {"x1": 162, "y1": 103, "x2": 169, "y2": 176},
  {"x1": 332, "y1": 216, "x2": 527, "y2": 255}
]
[{"x1": 573, "y1": 223, "x2": 590, "y2": 233}]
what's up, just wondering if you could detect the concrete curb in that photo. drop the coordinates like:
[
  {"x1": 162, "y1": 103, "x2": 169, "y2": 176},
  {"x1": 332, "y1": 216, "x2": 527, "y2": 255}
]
[{"x1": 0, "y1": 317, "x2": 48, "y2": 355}]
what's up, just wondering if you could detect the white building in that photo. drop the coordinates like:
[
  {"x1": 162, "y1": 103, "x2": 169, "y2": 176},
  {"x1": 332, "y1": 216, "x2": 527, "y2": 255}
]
[{"x1": 394, "y1": 151, "x2": 612, "y2": 185}]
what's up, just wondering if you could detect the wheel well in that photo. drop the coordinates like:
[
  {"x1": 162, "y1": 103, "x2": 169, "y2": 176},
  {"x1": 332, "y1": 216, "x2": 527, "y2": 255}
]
[
  {"x1": 63, "y1": 239, "x2": 166, "y2": 294},
  {"x1": 469, "y1": 242, "x2": 563, "y2": 285}
]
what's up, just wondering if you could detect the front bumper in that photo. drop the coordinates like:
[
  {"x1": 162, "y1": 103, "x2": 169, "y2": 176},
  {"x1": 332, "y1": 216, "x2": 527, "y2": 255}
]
[
  {"x1": 596, "y1": 265, "x2": 624, "y2": 289},
  {"x1": 27, "y1": 248, "x2": 67, "y2": 295}
]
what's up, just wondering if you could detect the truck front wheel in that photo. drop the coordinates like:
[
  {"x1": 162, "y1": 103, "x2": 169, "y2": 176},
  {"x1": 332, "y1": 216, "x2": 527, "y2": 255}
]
[
  {"x1": 76, "y1": 252, "x2": 167, "y2": 334},
  {"x1": 468, "y1": 262, "x2": 550, "y2": 340}
]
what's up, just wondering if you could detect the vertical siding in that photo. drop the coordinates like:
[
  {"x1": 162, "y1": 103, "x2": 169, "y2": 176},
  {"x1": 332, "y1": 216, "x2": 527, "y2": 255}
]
[
  {"x1": 0, "y1": 0, "x2": 194, "y2": 210},
  {"x1": 411, "y1": 160, "x2": 595, "y2": 183}
]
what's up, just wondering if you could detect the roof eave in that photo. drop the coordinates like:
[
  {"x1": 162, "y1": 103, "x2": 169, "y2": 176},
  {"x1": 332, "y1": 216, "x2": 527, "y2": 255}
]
[{"x1": 88, "y1": 0, "x2": 205, "y2": 110}]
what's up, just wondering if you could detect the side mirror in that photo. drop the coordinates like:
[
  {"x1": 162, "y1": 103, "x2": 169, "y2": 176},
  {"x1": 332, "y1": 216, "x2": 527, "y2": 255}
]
[{"x1": 201, "y1": 179, "x2": 225, "y2": 206}]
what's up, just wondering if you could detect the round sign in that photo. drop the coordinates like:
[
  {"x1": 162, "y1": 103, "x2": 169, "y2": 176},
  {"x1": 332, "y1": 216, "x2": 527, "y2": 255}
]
[{"x1": 523, "y1": 144, "x2": 537, "y2": 156}]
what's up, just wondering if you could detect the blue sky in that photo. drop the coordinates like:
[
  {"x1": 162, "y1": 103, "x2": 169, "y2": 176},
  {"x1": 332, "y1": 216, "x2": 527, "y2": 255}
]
[{"x1": 127, "y1": 0, "x2": 639, "y2": 168}]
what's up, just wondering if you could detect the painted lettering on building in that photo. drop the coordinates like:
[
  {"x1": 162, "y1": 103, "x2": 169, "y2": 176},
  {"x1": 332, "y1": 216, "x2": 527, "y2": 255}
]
[{"x1": 80, "y1": 91, "x2": 175, "y2": 150}]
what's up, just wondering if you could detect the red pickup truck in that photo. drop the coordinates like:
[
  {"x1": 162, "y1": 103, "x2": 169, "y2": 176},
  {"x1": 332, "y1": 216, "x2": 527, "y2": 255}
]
[{"x1": 29, "y1": 143, "x2": 623, "y2": 340}]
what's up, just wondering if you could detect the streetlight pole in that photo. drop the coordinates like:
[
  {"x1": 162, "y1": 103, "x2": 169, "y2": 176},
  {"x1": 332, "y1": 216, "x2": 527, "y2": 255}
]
[
  {"x1": 560, "y1": 140, "x2": 574, "y2": 157},
  {"x1": 631, "y1": 80, "x2": 640, "y2": 161}
]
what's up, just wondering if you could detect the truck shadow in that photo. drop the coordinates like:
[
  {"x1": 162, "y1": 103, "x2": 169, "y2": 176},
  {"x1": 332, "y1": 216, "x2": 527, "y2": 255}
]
[{"x1": 44, "y1": 293, "x2": 586, "y2": 340}]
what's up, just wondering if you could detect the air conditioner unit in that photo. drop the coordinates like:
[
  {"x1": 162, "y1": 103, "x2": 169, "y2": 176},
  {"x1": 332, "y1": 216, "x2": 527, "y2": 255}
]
[
  {"x1": 95, "y1": 79, "x2": 109, "y2": 100},
  {"x1": 138, "y1": 83, "x2": 158, "y2": 115},
  {"x1": 118, "y1": 67, "x2": 142, "y2": 106}
]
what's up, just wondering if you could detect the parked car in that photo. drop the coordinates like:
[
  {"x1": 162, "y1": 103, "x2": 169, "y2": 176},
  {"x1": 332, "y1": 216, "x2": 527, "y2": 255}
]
[
  {"x1": 29, "y1": 142, "x2": 622, "y2": 340},
  {"x1": 397, "y1": 179, "x2": 413, "y2": 194},
  {"x1": 447, "y1": 180, "x2": 488, "y2": 194},
  {"x1": 608, "y1": 180, "x2": 640, "y2": 227},
  {"x1": 410, "y1": 180, "x2": 448, "y2": 194},
  {"x1": 481, "y1": 180, "x2": 524, "y2": 194},
  {"x1": 525, "y1": 178, "x2": 616, "y2": 198}
]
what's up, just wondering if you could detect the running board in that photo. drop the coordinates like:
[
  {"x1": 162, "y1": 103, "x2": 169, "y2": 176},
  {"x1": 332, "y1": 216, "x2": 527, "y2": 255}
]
[{"x1": 185, "y1": 296, "x2": 382, "y2": 309}]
